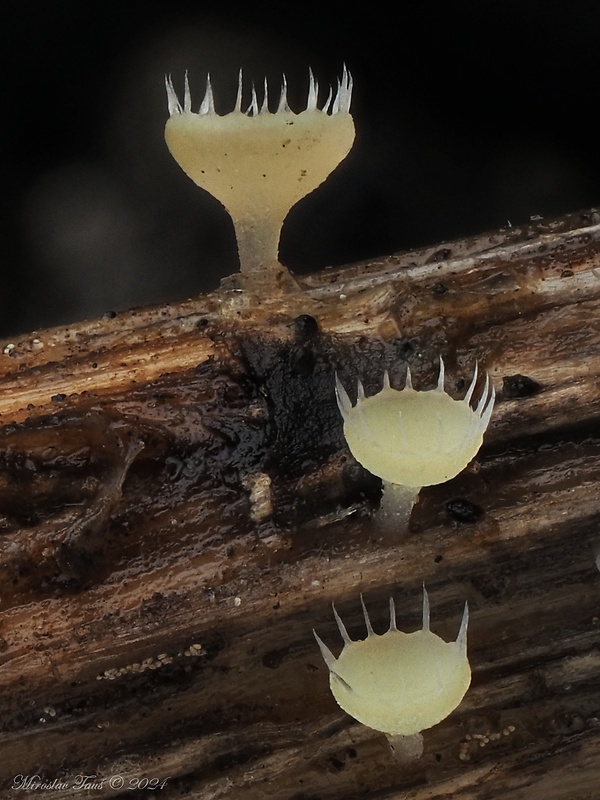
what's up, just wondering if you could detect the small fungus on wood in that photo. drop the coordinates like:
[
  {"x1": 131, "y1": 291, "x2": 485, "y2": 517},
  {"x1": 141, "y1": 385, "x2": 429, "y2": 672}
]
[
  {"x1": 314, "y1": 589, "x2": 470, "y2": 760},
  {"x1": 335, "y1": 359, "x2": 495, "y2": 530},
  {"x1": 164, "y1": 67, "x2": 355, "y2": 290}
]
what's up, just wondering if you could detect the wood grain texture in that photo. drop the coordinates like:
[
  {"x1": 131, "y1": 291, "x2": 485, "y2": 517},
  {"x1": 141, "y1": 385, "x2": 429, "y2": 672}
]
[{"x1": 0, "y1": 209, "x2": 599, "y2": 799}]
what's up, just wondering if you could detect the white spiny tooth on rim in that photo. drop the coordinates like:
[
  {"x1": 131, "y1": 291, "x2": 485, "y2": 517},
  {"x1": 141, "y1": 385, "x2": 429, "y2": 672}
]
[
  {"x1": 422, "y1": 586, "x2": 431, "y2": 631},
  {"x1": 322, "y1": 84, "x2": 333, "y2": 114},
  {"x1": 277, "y1": 74, "x2": 290, "y2": 113},
  {"x1": 383, "y1": 371, "x2": 391, "y2": 390},
  {"x1": 183, "y1": 71, "x2": 192, "y2": 112},
  {"x1": 405, "y1": 365, "x2": 413, "y2": 390},
  {"x1": 332, "y1": 78, "x2": 342, "y2": 115},
  {"x1": 343, "y1": 64, "x2": 353, "y2": 110},
  {"x1": 480, "y1": 384, "x2": 496, "y2": 429},
  {"x1": 332, "y1": 64, "x2": 353, "y2": 114},
  {"x1": 313, "y1": 630, "x2": 336, "y2": 669},
  {"x1": 234, "y1": 69, "x2": 243, "y2": 112},
  {"x1": 463, "y1": 361, "x2": 479, "y2": 405},
  {"x1": 475, "y1": 373, "x2": 490, "y2": 415},
  {"x1": 199, "y1": 74, "x2": 215, "y2": 115},
  {"x1": 389, "y1": 597, "x2": 397, "y2": 631},
  {"x1": 307, "y1": 67, "x2": 319, "y2": 111},
  {"x1": 247, "y1": 82, "x2": 259, "y2": 116},
  {"x1": 437, "y1": 356, "x2": 445, "y2": 391},
  {"x1": 165, "y1": 75, "x2": 182, "y2": 116},
  {"x1": 260, "y1": 77, "x2": 269, "y2": 114},
  {"x1": 333, "y1": 603, "x2": 352, "y2": 644},
  {"x1": 357, "y1": 378, "x2": 365, "y2": 401},
  {"x1": 334, "y1": 373, "x2": 352, "y2": 421},
  {"x1": 456, "y1": 602, "x2": 469, "y2": 656},
  {"x1": 361, "y1": 595, "x2": 374, "y2": 636}
]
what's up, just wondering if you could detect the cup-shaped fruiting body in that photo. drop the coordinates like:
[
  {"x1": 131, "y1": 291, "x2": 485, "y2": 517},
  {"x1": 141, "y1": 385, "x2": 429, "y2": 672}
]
[
  {"x1": 314, "y1": 589, "x2": 470, "y2": 740},
  {"x1": 164, "y1": 68, "x2": 355, "y2": 288},
  {"x1": 335, "y1": 359, "x2": 495, "y2": 527}
]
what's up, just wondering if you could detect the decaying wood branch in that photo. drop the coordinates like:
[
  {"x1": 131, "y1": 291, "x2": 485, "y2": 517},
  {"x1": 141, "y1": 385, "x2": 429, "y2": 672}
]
[{"x1": 1, "y1": 209, "x2": 599, "y2": 798}]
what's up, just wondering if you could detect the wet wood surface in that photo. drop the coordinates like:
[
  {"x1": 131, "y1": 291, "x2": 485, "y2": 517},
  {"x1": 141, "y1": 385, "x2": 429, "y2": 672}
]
[{"x1": 0, "y1": 209, "x2": 599, "y2": 798}]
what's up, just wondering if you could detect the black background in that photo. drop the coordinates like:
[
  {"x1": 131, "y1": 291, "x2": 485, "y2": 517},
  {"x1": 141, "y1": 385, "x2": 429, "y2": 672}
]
[{"x1": 4, "y1": 1, "x2": 600, "y2": 336}]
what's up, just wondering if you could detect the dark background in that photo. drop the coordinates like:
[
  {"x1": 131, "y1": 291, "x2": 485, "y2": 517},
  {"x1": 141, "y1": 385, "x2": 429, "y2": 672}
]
[{"x1": 3, "y1": 1, "x2": 600, "y2": 336}]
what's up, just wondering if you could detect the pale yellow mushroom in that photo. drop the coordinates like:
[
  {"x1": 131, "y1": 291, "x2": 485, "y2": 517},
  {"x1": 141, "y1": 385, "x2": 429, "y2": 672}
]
[
  {"x1": 314, "y1": 589, "x2": 470, "y2": 759},
  {"x1": 164, "y1": 68, "x2": 355, "y2": 289},
  {"x1": 335, "y1": 359, "x2": 495, "y2": 529}
]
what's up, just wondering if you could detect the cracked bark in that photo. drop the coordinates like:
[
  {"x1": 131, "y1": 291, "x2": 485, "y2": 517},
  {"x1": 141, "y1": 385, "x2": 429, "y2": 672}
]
[{"x1": 0, "y1": 208, "x2": 599, "y2": 799}]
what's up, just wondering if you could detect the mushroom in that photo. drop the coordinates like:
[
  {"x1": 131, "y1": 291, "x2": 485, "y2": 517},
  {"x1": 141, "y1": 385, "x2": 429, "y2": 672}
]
[
  {"x1": 164, "y1": 67, "x2": 355, "y2": 290},
  {"x1": 314, "y1": 589, "x2": 470, "y2": 759},
  {"x1": 335, "y1": 359, "x2": 495, "y2": 529}
]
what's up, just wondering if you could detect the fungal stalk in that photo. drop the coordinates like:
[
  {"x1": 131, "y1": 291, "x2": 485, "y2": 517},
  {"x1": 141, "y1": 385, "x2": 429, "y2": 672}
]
[
  {"x1": 164, "y1": 68, "x2": 355, "y2": 290},
  {"x1": 314, "y1": 589, "x2": 470, "y2": 760},
  {"x1": 335, "y1": 359, "x2": 495, "y2": 530}
]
